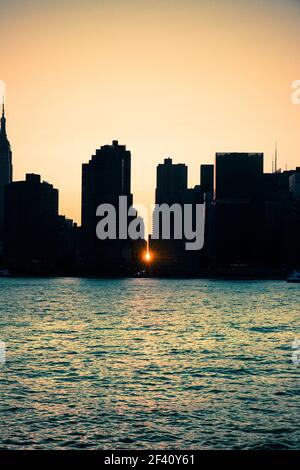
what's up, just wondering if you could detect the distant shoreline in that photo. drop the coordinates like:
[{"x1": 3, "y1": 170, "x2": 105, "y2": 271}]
[{"x1": 0, "y1": 270, "x2": 290, "y2": 281}]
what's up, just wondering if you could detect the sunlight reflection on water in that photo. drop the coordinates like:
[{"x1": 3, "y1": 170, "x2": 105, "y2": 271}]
[{"x1": 0, "y1": 278, "x2": 299, "y2": 449}]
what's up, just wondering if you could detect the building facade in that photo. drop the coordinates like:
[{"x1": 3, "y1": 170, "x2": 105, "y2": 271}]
[
  {"x1": 0, "y1": 104, "x2": 13, "y2": 254},
  {"x1": 81, "y1": 140, "x2": 135, "y2": 273},
  {"x1": 150, "y1": 157, "x2": 204, "y2": 274},
  {"x1": 4, "y1": 174, "x2": 60, "y2": 272},
  {"x1": 214, "y1": 153, "x2": 264, "y2": 267}
]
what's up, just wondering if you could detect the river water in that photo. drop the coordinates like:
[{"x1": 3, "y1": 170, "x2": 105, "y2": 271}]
[{"x1": 0, "y1": 278, "x2": 299, "y2": 449}]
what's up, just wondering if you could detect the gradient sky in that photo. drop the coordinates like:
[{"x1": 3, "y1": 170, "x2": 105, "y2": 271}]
[{"x1": 1, "y1": 0, "x2": 300, "y2": 224}]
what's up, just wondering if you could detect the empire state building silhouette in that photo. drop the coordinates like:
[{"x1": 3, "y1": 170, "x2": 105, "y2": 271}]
[{"x1": 0, "y1": 103, "x2": 13, "y2": 241}]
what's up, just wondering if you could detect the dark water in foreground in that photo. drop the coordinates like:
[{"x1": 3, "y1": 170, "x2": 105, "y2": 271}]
[{"x1": 0, "y1": 278, "x2": 299, "y2": 450}]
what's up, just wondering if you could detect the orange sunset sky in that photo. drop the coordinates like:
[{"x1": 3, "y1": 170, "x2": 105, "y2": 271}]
[{"x1": 1, "y1": 0, "x2": 300, "y2": 224}]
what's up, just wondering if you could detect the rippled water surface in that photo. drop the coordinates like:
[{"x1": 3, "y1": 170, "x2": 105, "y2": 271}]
[{"x1": 0, "y1": 278, "x2": 299, "y2": 449}]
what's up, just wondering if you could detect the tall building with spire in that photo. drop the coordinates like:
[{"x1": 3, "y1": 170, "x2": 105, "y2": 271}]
[{"x1": 0, "y1": 103, "x2": 13, "y2": 237}]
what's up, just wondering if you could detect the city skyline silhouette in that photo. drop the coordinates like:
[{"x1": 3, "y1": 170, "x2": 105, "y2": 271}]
[
  {"x1": 1, "y1": 1, "x2": 300, "y2": 458},
  {"x1": 1, "y1": 98, "x2": 300, "y2": 276}
]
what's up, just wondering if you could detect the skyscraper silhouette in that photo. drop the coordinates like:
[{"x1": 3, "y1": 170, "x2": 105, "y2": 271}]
[
  {"x1": 216, "y1": 152, "x2": 263, "y2": 200},
  {"x1": 200, "y1": 164, "x2": 214, "y2": 195},
  {"x1": 150, "y1": 157, "x2": 203, "y2": 274},
  {"x1": 155, "y1": 158, "x2": 188, "y2": 205},
  {"x1": 0, "y1": 103, "x2": 13, "y2": 251},
  {"x1": 81, "y1": 140, "x2": 135, "y2": 273},
  {"x1": 4, "y1": 174, "x2": 60, "y2": 273},
  {"x1": 214, "y1": 153, "x2": 264, "y2": 267}
]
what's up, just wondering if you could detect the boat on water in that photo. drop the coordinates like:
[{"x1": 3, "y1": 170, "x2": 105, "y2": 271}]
[
  {"x1": 0, "y1": 269, "x2": 12, "y2": 277},
  {"x1": 287, "y1": 270, "x2": 300, "y2": 283}
]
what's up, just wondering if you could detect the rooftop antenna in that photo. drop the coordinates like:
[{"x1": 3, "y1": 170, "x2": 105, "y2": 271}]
[
  {"x1": 275, "y1": 142, "x2": 278, "y2": 173},
  {"x1": 0, "y1": 80, "x2": 5, "y2": 112}
]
